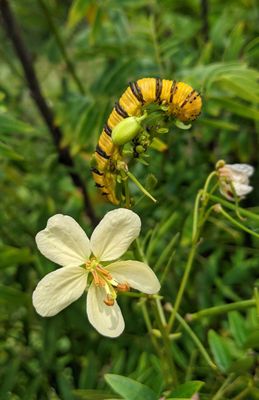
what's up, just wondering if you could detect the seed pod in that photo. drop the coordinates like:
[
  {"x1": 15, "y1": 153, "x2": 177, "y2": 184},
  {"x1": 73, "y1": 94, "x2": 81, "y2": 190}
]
[{"x1": 112, "y1": 115, "x2": 146, "y2": 146}]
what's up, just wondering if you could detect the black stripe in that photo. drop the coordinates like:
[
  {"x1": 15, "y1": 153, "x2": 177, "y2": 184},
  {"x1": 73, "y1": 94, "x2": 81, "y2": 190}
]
[
  {"x1": 91, "y1": 167, "x2": 104, "y2": 176},
  {"x1": 169, "y1": 80, "x2": 177, "y2": 103},
  {"x1": 95, "y1": 144, "x2": 110, "y2": 159},
  {"x1": 155, "y1": 78, "x2": 162, "y2": 102},
  {"x1": 104, "y1": 123, "x2": 112, "y2": 136},
  {"x1": 180, "y1": 89, "x2": 195, "y2": 108},
  {"x1": 114, "y1": 101, "x2": 129, "y2": 118},
  {"x1": 102, "y1": 192, "x2": 108, "y2": 196},
  {"x1": 95, "y1": 183, "x2": 105, "y2": 188},
  {"x1": 129, "y1": 81, "x2": 144, "y2": 104}
]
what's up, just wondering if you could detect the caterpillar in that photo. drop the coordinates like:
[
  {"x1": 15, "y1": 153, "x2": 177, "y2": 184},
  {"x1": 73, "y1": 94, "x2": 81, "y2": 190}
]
[{"x1": 91, "y1": 77, "x2": 202, "y2": 205}]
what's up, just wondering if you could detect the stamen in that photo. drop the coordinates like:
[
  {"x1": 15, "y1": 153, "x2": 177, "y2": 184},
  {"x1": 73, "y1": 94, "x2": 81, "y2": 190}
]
[
  {"x1": 96, "y1": 265, "x2": 112, "y2": 280},
  {"x1": 117, "y1": 282, "x2": 130, "y2": 292},
  {"x1": 104, "y1": 295, "x2": 115, "y2": 306},
  {"x1": 92, "y1": 270, "x2": 106, "y2": 286}
]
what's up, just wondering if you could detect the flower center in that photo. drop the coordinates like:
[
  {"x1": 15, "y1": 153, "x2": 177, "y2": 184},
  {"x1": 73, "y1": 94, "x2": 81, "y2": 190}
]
[{"x1": 85, "y1": 258, "x2": 130, "y2": 306}]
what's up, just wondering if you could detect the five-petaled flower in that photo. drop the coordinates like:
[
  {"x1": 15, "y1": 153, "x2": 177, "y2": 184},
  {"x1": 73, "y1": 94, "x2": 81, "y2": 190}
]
[
  {"x1": 217, "y1": 162, "x2": 254, "y2": 201},
  {"x1": 32, "y1": 208, "x2": 160, "y2": 337}
]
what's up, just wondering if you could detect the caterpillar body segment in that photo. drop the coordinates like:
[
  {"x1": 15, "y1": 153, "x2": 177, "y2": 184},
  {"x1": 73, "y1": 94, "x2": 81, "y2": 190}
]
[{"x1": 92, "y1": 77, "x2": 202, "y2": 205}]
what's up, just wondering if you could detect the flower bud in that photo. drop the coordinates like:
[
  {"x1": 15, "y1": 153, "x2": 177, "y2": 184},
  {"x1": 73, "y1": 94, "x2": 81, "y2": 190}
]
[{"x1": 112, "y1": 114, "x2": 146, "y2": 146}]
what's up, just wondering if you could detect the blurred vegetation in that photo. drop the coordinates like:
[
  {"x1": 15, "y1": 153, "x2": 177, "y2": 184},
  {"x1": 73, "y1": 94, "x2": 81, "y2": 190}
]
[{"x1": 0, "y1": 0, "x2": 259, "y2": 398}]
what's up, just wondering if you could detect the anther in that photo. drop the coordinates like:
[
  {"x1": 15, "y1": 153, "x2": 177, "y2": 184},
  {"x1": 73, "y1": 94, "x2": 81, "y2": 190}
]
[
  {"x1": 117, "y1": 282, "x2": 130, "y2": 292},
  {"x1": 104, "y1": 295, "x2": 115, "y2": 306}
]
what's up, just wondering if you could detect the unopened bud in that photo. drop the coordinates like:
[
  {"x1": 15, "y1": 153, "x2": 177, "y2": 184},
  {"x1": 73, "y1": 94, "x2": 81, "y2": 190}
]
[
  {"x1": 112, "y1": 114, "x2": 147, "y2": 146},
  {"x1": 216, "y1": 159, "x2": 226, "y2": 170}
]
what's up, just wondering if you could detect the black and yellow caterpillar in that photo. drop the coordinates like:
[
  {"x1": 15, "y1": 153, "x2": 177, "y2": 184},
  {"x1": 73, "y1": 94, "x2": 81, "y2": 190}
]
[{"x1": 91, "y1": 77, "x2": 202, "y2": 205}]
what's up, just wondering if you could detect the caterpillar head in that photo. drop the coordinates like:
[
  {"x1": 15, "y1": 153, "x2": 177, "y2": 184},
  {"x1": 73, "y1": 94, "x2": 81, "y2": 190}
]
[{"x1": 168, "y1": 82, "x2": 202, "y2": 123}]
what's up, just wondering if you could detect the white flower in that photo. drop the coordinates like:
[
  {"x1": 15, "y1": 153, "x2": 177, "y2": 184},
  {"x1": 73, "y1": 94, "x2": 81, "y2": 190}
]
[
  {"x1": 32, "y1": 209, "x2": 160, "y2": 338},
  {"x1": 217, "y1": 163, "x2": 254, "y2": 201}
]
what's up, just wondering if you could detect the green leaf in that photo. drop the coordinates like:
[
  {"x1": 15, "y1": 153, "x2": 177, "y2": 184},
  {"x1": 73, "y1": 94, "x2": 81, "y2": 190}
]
[
  {"x1": 0, "y1": 141, "x2": 24, "y2": 160},
  {"x1": 0, "y1": 112, "x2": 33, "y2": 134},
  {"x1": 212, "y1": 97, "x2": 259, "y2": 120},
  {"x1": 208, "y1": 330, "x2": 232, "y2": 373},
  {"x1": 73, "y1": 389, "x2": 121, "y2": 399},
  {"x1": 105, "y1": 374, "x2": 157, "y2": 400},
  {"x1": 0, "y1": 245, "x2": 32, "y2": 269},
  {"x1": 0, "y1": 285, "x2": 29, "y2": 307},
  {"x1": 67, "y1": 0, "x2": 89, "y2": 28},
  {"x1": 169, "y1": 381, "x2": 204, "y2": 398},
  {"x1": 228, "y1": 311, "x2": 248, "y2": 347}
]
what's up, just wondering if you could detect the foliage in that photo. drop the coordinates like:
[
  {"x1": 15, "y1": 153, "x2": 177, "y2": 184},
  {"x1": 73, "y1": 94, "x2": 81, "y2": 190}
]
[{"x1": 0, "y1": 0, "x2": 259, "y2": 399}]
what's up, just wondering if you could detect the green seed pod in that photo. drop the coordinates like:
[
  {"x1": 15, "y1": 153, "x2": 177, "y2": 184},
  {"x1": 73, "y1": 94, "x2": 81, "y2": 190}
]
[{"x1": 112, "y1": 114, "x2": 146, "y2": 146}]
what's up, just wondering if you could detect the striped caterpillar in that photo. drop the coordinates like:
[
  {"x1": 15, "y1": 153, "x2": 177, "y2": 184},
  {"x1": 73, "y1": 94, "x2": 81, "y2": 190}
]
[{"x1": 91, "y1": 77, "x2": 202, "y2": 205}]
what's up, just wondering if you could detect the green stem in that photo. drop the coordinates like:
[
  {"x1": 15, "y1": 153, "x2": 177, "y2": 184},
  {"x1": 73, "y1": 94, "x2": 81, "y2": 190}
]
[
  {"x1": 167, "y1": 243, "x2": 197, "y2": 332},
  {"x1": 202, "y1": 171, "x2": 217, "y2": 199},
  {"x1": 127, "y1": 170, "x2": 157, "y2": 203},
  {"x1": 166, "y1": 305, "x2": 217, "y2": 370},
  {"x1": 212, "y1": 374, "x2": 235, "y2": 400},
  {"x1": 123, "y1": 177, "x2": 131, "y2": 209},
  {"x1": 208, "y1": 194, "x2": 259, "y2": 222},
  {"x1": 215, "y1": 205, "x2": 259, "y2": 239},
  {"x1": 232, "y1": 387, "x2": 251, "y2": 400},
  {"x1": 192, "y1": 190, "x2": 202, "y2": 241},
  {"x1": 153, "y1": 298, "x2": 178, "y2": 386},
  {"x1": 38, "y1": 0, "x2": 85, "y2": 95},
  {"x1": 187, "y1": 299, "x2": 255, "y2": 321}
]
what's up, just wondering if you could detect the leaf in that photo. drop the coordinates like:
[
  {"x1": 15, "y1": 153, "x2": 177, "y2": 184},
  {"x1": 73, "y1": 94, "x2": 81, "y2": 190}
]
[
  {"x1": 0, "y1": 141, "x2": 24, "y2": 160},
  {"x1": 208, "y1": 330, "x2": 232, "y2": 373},
  {"x1": 74, "y1": 389, "x2": 121, "y2": 399},
  {"x1": 212, "y1": 97, "x2": 259, "y2": 120},
  {"x1": 67, "y1": 0, "x2": 89, "y2": 28},
  {"x1": 0, "y1": 245, "x2": 32, "y2": 269},
  {"x1": 105, "y1": 374, "x2": 157, "y2": 400},
  {"x1": 169, "y1": 381, "x2": 204, "y2": 398},
  {"x1": 228, "y1": 311, "x2": 248, "y2": 347},
  {"x1": 0, "y1": 112, "x2": 33, "y2": 134},
  {"x1": 0, "y1": 285, "x2": 29, "y2": 307}
]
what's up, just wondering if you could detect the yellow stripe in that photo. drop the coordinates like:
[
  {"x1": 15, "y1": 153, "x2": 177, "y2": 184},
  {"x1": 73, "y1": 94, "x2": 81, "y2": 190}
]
[
  {"x1": 160, "y1": 79, "x2": 173, "y2": 103},
  {"x1": 136, "y1": 78, "x2": 156, "y2": 103},
  {"x1": 119, "y1": 87, "x2": 142, "y2": 116},
  {"x1": 108, "y1": 109, "x2": 124, "y2": 128}
]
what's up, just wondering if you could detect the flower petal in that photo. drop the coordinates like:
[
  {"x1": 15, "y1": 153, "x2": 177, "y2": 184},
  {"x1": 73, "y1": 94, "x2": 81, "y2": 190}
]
[
  {"x1": 227, "y1": 164, "x2": 254, "y2": 178},
  {"x1": 36, "y1": 214, "x2": 90, "y2": 267},
  {"x1": 106, "y1": 260, "x2": 161, "y2": 294},
  {"x1": 32, "y1": 266, "x2": 88, "y2": 317},
  {"x1": 90, "y1": 209, "x2": 141, "y2": 261},
  {"x1": 86, "y1": 283, "x2": 125, "y2": 337},
  {"x1": 233, "y1": 182, "x2": 253, "y2": 197}
]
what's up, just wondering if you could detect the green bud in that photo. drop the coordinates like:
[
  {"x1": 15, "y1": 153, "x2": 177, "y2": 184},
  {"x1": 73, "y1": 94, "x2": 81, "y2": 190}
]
[
  {"x1": 112, "y1": 114, "x2": 147, "y2": 146},
  {"x1": 135, "y1": 145, "x2": 145, "y2": 154}
]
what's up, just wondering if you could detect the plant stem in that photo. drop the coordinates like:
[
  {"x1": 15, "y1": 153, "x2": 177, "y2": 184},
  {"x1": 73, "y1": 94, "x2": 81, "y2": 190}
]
[
  {"x1": 167, "y1": 242, "x2": 197, "y2": 333},
  {"x1": 165, "y1": 304, "x2": 217, "y2": 370},
  {"x1": 127, "y1": 170, "x2": 157, "y2": 203},
  {"x1": 212, "y1": 374, "x2": 235, "y2": 400},
  {"x1": 215, "y1": 205, "x2": 259, "y2": 239},
  {"x1": 187, "y1": 299, "x2": 255, "y2": 320},
  {"x1": 208, "y1": 194, "x2": 259, "y2": 222},
  {"x1": 153, "y1": 298, "x2": 178, "y2": 387}
]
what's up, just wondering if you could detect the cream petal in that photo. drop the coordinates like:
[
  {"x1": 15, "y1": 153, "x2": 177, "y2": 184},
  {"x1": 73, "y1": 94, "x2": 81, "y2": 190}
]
[
  {"x1": 36, "y1": 214, "x2": 90, "y2": 267},
  {"x1": 106, "y1": 260, "x2": 161, "y2": 294},
  {"x1": 233, "y1": 182, "x2": 253, "y2": 197},
  {"x1": 86, "y1": 283, "x2": 125, "y2": 337},
  {"x1": 227, "y1": 164, "x2": 254, "y2": 178},
  {"x1": 90, "y1": 209, "x2": 141, "y2": 261},
  {"x1": 32, "y1": 266, "x2": 88, "y2": 317}
]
